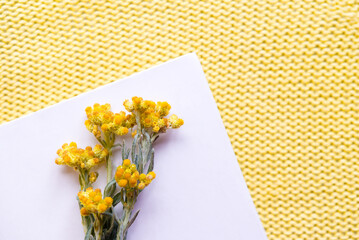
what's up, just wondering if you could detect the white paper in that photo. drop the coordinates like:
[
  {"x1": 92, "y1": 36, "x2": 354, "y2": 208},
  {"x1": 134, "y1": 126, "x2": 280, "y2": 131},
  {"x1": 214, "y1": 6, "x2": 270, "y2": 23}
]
[{"x1": 0, "y1": 53, "x2": 267, "y2": 240}]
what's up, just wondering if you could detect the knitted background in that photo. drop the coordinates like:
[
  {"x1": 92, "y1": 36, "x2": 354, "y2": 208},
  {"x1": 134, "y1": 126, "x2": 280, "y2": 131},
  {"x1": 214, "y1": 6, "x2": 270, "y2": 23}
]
[{"x1": 1, "y1": 1, "x2": 359, "y2": 239}]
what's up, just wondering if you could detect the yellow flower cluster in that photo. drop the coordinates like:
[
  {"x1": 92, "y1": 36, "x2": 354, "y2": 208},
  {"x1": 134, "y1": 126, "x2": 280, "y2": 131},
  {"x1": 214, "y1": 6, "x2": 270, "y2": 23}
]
[
  {"x1": 55, "y1": 142, "x2": 108, "y2": 170},
  {"x1": 85, "y1": 103, "x2": 136, "y2": 137},
  {"x1": 89, "y1": 172, "x2": 99, "y2": 183},
  {"x1": 123, "y1": 96, "x2": 184, "y2": 133},
  {"x1": 78, "y1": 187, "x2": 113, "y2": 216},
  {"x1": 115, "y1": 159, "x2": 156, "y2": 190},
  {"x1": 168, "y1": 114, "x2": 184, "y2": 129}
]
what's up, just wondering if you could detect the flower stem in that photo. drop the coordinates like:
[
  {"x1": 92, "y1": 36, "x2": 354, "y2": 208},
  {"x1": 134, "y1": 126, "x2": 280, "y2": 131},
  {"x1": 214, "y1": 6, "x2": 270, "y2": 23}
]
[
  {"x1": 94, "y1": 214, "x2": 103, "y2": 240},
  {"x1": 104, "y1": 133, "x2": 115, "y2": 183},
  {"x1": 117, "y1": 206, "x2": 132, "y2": 240},
  {"x1": 79, "y1": 203, "x2": 89, "y2": 234},
  {"x1": 135, "y1": 112, "x2": 141, "y2": 134},
  {"x1": 106, "y1": 149, "x2": 112, "y2": 183}
]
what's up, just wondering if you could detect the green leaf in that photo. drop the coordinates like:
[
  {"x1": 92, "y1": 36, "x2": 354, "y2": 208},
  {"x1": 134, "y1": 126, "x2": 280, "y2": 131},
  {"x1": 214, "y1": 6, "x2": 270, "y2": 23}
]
[
  {"x1": 104, "y1": 210, "x2": 116, "y2": 237},
  {"x1": 125, "y1": 148, "x2": 130, "y2": 159},
  {"x1": 104, "y1": 179, "x2": 116, "y2": 197},
  {"x1": 112, "y1": 191, "x2": 123, "y2": 207},
  {"x1": 124, "y1": 210, "x2": 140, "y2": 235},
  {"x1": 147, "y1": 149, "x2": 155, "y2": 173},
  {"x1": 84, "y1": 171, "x2": 89, "y2": 184},
  {"x1": 79, "y1": 174, "x2": 83, "y2": 189},
  {"x1": 134, "y1": 155, "x2": 139, "y2": 169},
  {"x1": 145, "y1": 141, "x2": 153, "y2": 161},
  {"x1": 84, "y1": 222, "x2": 93, "y2": 240},
  {"x1": 138, "y1": 143, "x2": 143, "y2": 168},
  {"x1": 102, "y1": 212, "x2": 113, "y2": 218},
  {"x1": 131, "y1": 134, "x2": 138, "y2": 161},
  {"x1": 151, "y1": 134, "x2": 159, "y2": 143},
  {"x1": 97, "y1": 138, "x2": 106, "y2": 148},
  {"x1": 143, "y1": 131, "x2": 150, "y2": 143},
  {"x1": 121, "y1": 140, "x2": 126, "y2": 160}
]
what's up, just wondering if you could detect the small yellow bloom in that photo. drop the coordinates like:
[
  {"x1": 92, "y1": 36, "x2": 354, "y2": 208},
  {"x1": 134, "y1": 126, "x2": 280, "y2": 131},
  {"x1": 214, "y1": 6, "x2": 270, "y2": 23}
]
[
  {"x1": 101, "y1": 124, "x2": 110, "y2": 132},
  {"x1": 124, "y1": 171, "x2": 131, "y2": 180},
  {"x1": 123, "y1": 99, "x2": 134, "y2": 112},
  {"x1": 155, "y1": 101, "x2": 171, "y2": 117},
  {"x1": 89, "y1": 172, "x2": 99, "y2": 183},
  {"x1": 98, "y1": 203, "x2": 108, "y2": 213},
  {"x1": 139, "y1": 173, "x2": 146, "y2": 181},
  {"x1": 116, "y1": 168, "x2": 125, "y2": 177},
  {"x1": 138, "y1": 182, "x2": 145, "y2": 190},
  {"x1": 92, "y1": 125, "x2": 101, "y2": 138},
  {"x1": 118, "y1": 179, "x2": 128, "y2": 187},
  {"x1": 132, "y1": 96, "x2": 143, "y2": 110},
  {"x1": 78, "y1": 188, "x2": 113, "y2": 216},
  {"x1": 80, "y1": 207, "x2": 89, "y2": 216},
  {"x1": 123, "y1": 159, "x2": 131, "y2": 167},
  {"x1": 131, "y1": 130, "x2": 137, "y2": 138},
  {"x1": 147, "y1": 171, "x2": 156, "y2": 180},
  {"x1": 84, "y1": 103, "x2": 134, "y2": 137},
  {"x1": 132, "y1": 171, "x2": 140, "y2": 179},
  {"x1": 55, "y1": 142, "x2": 107, "y2": 171},
  {"x1": 122, "y1": 97, "x2": 183, "y2": 133},
  {"x1": 153, "y1": 126, "x2": 160, "y2": 132},
  {"x1": 115, "y1": 159, "x2": 155, "y2": 190},
  {"x1": 169, "y1": 114, "x2": 184, "y2": 128},
  {"x1": 129, "y1": 177, "x2": 137, "y2": 187},
  {"x1": 115, "y1": 127, "x2": 129, "y2": 136},
  {"x1": 104, "y1": 197, "x2": 113, "y2": 205},
  {"x1": 94, "y1": 195, "x2": 102, "y2": 203}
]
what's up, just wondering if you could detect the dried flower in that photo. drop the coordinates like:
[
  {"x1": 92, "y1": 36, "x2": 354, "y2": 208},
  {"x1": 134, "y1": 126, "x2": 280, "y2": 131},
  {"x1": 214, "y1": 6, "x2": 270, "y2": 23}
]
[
  {"x1": 55, "y1": 142, "x2": 108, "y2": 170},
  {"x1": 85, "y1": 103, "x2": 135, "y2": 137},
  {"x1": 123, "y1": 96, "x2": 183, "y2": 133},
  {"x1": 115, "y1": 159, "x2": 156, "y2": 190},
  {"x1": 89, "y1": 172, "x2": 99, "y2": 183},
  {"x1": 169, "y1": 114, "x2": 184, "y2": 128},
  {"x1": 78, "y1": 187, "x2": 113, "y2": 216}
]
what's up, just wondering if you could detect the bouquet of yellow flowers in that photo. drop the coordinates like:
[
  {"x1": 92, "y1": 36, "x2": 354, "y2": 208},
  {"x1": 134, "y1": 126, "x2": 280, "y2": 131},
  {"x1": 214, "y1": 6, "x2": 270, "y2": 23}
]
[{"x1": 55, "y1": 97, "x2": 183, "y2": 240}]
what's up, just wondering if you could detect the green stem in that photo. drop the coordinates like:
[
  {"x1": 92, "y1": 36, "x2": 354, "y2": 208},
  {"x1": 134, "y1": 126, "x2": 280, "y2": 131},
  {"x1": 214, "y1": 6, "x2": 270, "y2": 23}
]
[
  {"x1": 112, "y1": 143, "x2": 121, "y2": 148},
  {"x1": 117, "y1": 206, "x2": 132, "y2": 240},
  {"x1": 94, "y1": 214, "x2": 103, "y2": 240},
  {"x1": 103, "y1": 133, "x2": 115, "y2": 183},
  {"x1": 135, "y1": 112, "x2": 142, "y2": 134},
  {"x1": 117, "y1": 190, "x2": 138, "y2": 240},
  {"x1": 105, "y1": 207, "x2": 117, "y2": 235},
  {"x1": 79, "y1": 201, "x2": 89, "y2": 234},
  {"x1": 78, "y1": 170, "x2": 93, "y2": 235},
  {"x1": 106, "y1": 149, "x2": 113, "y2": 183}
]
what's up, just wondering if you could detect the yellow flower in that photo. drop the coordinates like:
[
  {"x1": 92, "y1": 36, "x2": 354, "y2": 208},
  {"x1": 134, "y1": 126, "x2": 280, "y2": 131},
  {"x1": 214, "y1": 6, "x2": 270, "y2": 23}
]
[
  {"x1": 85, "y1": 103, "x2": 135, "y2": 137},
  {"x1": 155, "y1": 101, "x2": 171, "y2": 117},
  {"x1": 115, "y1": 159, "x2": 156, "y2": 190},
  {"x1": 55, "y1": 142, "x2": 108, "y2": 170},
  {"x1": 137, "y1": 182, "x2": 145, "y2": 190},
  {"x1": 78, "y1": 188, "x2": 113, "y2": 216},
  {"x1": 89, "y1": 172, "x2": 99, "y2": 183},
  {"x1": 131, "y1": 130, "x2": 137, "y2": 138},
  {"x1": 169, "y1": 114, "x2": 184, "y2": 128},
  {"x1": 123, "y1": 99, "x2": 134, "y2": 112},
  {"x1": 123, "y1": 97, "x2": 183, "y2": 133}
]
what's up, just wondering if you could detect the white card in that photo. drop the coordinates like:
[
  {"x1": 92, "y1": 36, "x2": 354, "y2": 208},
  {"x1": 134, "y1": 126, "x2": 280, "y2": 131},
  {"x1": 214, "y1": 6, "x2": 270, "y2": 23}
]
[{"x1": 0, "y1": 53, "x2": 267, "y2": 240}]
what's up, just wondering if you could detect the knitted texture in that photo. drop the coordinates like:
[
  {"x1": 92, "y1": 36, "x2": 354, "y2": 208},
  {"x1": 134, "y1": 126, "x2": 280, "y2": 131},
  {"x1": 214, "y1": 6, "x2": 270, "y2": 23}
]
[{"x1": 1, "y1": 1, "x2": 359, "y2": 239}]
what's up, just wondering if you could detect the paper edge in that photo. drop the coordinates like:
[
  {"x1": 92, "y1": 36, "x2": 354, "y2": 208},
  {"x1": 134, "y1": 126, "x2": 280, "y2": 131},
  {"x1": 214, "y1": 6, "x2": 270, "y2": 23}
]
[{"x1": 188, "y1": 54, "x2": 268, "y2": 239}]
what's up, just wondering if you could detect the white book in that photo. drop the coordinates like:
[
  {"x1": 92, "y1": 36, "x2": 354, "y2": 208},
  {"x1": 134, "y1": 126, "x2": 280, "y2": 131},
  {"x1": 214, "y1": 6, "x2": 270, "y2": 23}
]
[{"x1": 0, "y1": 53, "x2": 267, "y2": 240}]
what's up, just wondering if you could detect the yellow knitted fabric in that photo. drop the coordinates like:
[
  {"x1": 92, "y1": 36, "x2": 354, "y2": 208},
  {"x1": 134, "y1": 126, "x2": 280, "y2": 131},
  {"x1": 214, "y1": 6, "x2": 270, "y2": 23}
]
[{"x1": 1, "y1": 1, "x2": 359, "y2": 239}]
